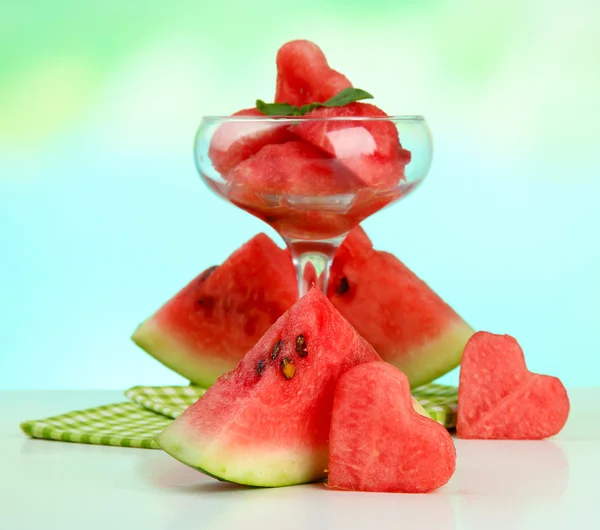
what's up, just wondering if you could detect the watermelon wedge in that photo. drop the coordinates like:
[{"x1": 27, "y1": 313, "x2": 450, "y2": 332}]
[
  {"x1": 208, "y1": 108, "x2": 294, "y2": 175},
  {"x1": 275, "y1": 40, "x2": 352, "y2": 106},
  {"x1": 328, "y1": 227, "x2": 474, "y2": 387},
  {"x1": 155, "y1": 288, "x2": 381, "y2": 487},
  {"x1": 292, "y1": 102, "x2": 411, "y2": 189},
  {"x1": 328, "y1": 362, "x2": 456, "y2": 493},
  {"x1": 131, "y1": 233, "x2": 296, "y2": 388},
  {"x1": 457, "y1": 332, "x2": 570, "y2": 440}
]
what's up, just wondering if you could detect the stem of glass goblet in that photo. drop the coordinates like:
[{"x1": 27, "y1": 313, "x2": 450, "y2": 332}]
[{"x1": 285, "y1": 235, "x2": 347, "y2": 298}]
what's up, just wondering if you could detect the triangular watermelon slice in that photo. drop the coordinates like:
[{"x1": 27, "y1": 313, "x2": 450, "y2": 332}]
[
  {"x1": 131, "y1": 233, "x2": 297, "y2": 388},
  {"x1": 292, "y1": 102, "x2": 411, "y2": 189},
  {"x1": 275, "y1": 40, "x2": 352, "y2": 106},
  {"x1": 208, "y1": 108, "x2": 294, "y2": 175},
  {"x1": 155, "y1": 288, "x2": 381, "y2": 487},
  {"x1": 328, "y1": 227, "x2": 474, "y2": 387}
]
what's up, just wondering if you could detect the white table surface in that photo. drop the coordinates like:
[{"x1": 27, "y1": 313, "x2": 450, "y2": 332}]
[{"x1": 2, "y1": 389, "x2": 600, "y2": 530}]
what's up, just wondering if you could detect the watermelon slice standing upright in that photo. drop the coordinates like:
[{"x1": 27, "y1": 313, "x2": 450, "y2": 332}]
[
  {"x1": 328, "y1": 227, "x2": 474, "y2": 387},
  {"x1": 131, "y1": 233, "x2": 297, "y2": 388},
  {"x1": 155, "y1": 288, "x2": 381, "y2": 487}
]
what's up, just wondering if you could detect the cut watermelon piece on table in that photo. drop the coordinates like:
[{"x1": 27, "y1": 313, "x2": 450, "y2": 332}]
[
  {"x1": 208, "y1": 108, "x2": 294, "y2": 175},
  {"x1": 457, "y1": 332, "x2": 569, "y2": 440},
  {"x1": 275, "y1": 40, "x2": 352, "y2": 107},
  {"x1": 292, "y1": 103, "x2": 411, "y2": 189},
  {"x1": 328, "y1": 362, "x2": 456, "y2": 493},
  {"x1": 328, "y1": 226, "x2": 474, "y2": 387},
  {"x1": 155, "y1": 288, "x2": 381, "y2": 487},
  {"x1": 131, "y1": 233, "x2": 296, "y2": 388}
]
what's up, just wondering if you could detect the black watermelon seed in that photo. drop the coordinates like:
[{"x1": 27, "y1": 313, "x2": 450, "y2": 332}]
[
  {"x1": 199, "y1": 266, "x2": 218, "y2": 282},
  {"x1": 336, "y1": 276, "x2": 350, "y2": 295},
  {"x1": 257, "y1": 359, "x2": 266, "y2": 375},
  {"x1": 296, "y1": 334, "x2": 308, "y2": 358},
  {"x1": 271, "y1": 340, "x2": 283, "y2": 361},
  {"x1": 196, "y1": 297, "x2": 215, "y2": 317}
]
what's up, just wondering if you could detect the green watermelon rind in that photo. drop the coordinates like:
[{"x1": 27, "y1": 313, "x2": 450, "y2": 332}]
[
  {"x1": 397, "y1": 320, "x2": 475, "y2": 389},
  {"x1": 152, "y1": 442, "x2": 320, "y2": 488},
  {"x1": 132, "y1": 319, "x2": 233, "y2": 390},
  {"x1": 154, "y1": 423, "x2": 329, "y2": 488}
]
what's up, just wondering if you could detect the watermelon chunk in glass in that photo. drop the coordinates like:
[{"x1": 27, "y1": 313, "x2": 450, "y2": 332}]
[
  {"x1": 457, "y1": 332, "x2": 570, "y2": 440},
  {"x1": 155, "y1": 288, "x2": 381, "y2": 487},
  {"x1": 227, "y1": 140, "x2": 360, "y2": 199},
  {"x1": 292, "y1": 103, "x2": 411, "y2": 189},
  {"x1": 328, "y1": 362, "x2": 456, "y2": 493},
  {"x1": 275, "y1": 40, "x2": 352, "y2": 106},
  {"x1": 131, "y1": 233, "x2": 296, "y2": 388},
  {"x1": 208, "y1": 108, "x2": 293, "y2": 175}
]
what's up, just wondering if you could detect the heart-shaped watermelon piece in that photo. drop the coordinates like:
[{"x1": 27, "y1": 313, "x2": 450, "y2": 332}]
[
  {"x1": 457, "y1": 332, "x2": 570, "y2": 440},
  {"x1": 292, "y1": 103, "x2": 411, "y2": 189},
  {"x1": 275, "y1": 40, "x2": 352, "y2": 106},
  {"x1": 208, "y1": 108, "x2": 294, "y2": 175},
  {"x1": 328, "y1": 362, "x2": 456, "y2": 493}
]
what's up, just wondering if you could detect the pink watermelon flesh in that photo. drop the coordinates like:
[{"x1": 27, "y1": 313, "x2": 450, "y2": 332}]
[
  {"x1": 208, "y1": 108, "x2": 294, "y2": 175},
  {"x1": 292, "y1": 103, "x2": 411, "y2": 189},
  {"x1": 132, "y1": 226, "x2": 472, "y2": 389},
  {"x1": 155, "y1": 288, "x2": 381, "y2": 487},
  {"x1": 328, "y1": 362, "x2": 456, "y2": 493},
  {"x1": 131, "y1": 233, "x2": 297, "y2": 388},
  {"x1": 457, "y1": 332, "x2": 569, "y2": 440},
  {"x1": 227, "y1": 140, "x2": 360, "y2": 203},
  {"x1": 275, "y1": 40, "x2": 352, "y2": 106},
  {"x1": 328, "y1": 226, "x2": 474, "y2": 387}
]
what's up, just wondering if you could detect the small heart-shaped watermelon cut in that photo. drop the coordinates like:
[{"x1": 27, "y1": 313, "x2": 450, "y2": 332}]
[
  {"x1": 328, "y1": 362, "x2": 456, "y2": 493},
  {"x1": 457, "y1": 332, "x2": 570, "y2": 440}
]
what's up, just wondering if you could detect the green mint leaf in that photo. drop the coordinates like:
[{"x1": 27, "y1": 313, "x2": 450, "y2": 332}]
[
  {"x1": 256, "y1": 99, "x2": 301, "y2": 116},
  {"x1": 322, "y1": 87, "x2": 374, "y2": 108},
  {"x1": 298, "y1": 88, "x2": 374, "y2": 114},
  {"x1": 298, "y1": 102, "x2": 322, "y2": 115},
  {"x1": 255, "y1": 88, "x2": 374, "y2": 117}
]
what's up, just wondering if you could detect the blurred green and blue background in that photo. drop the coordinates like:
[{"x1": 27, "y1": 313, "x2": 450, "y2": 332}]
[{"x1": 1, "y1": 0, "x2": 599, "y2": 389}]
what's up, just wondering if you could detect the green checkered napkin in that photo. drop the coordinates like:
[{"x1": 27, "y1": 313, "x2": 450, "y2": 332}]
[
  {"x1": 20, "y1": 383, "x2": 457, "y2": 449},
  {"x1": 125, "y1": 385, "x2": 206, "y2": 419},
  {"x1": 412, "y1": 383, "x2": 458, "y2": 428},
  {"x1": 20, "y1": 401, "x2": 170, "y2": 449}
]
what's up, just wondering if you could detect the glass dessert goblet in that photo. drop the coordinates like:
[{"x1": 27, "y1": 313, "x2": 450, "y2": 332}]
[{"x1": 194, "y1": 114, "x2": 433, "y2": 298}]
